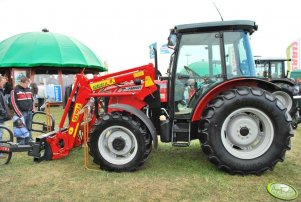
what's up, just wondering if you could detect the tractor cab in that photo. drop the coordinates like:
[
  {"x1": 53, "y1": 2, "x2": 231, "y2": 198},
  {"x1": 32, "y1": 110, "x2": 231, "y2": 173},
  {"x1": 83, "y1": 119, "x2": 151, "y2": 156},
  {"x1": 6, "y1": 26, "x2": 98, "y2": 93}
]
[
  {"x1": 254, "y1": 58, "x2": 291, "y2": 80},
  {"x1": 166, "y1": 20, "x2": 258, "y2": 119}
]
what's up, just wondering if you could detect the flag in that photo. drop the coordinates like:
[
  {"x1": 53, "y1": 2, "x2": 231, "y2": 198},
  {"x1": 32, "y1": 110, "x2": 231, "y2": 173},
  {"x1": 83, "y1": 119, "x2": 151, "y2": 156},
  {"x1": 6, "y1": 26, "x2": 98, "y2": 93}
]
[
  {"x1": 149, "y1": 42, "x2": 157, "y2": 59},
  {"x1": 160, "y1": 43, "x2": 170, "y2": 54}
]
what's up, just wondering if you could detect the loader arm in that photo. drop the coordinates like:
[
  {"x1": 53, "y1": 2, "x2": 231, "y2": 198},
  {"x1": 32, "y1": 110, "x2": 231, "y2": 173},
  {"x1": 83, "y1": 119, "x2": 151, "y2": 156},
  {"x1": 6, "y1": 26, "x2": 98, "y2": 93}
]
[{"x1": 46, "y1": 63, "x2": 158, "y2": 160}]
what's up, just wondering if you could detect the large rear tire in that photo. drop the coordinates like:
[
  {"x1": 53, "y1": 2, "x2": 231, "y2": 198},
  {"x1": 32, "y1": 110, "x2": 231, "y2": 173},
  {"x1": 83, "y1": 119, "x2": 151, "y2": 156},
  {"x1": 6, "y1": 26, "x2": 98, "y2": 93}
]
[
  {"x1": 88, "y1": 112, "x2": 151, "y2": 172},
  {"x1": 200, "y1": 87, "x2": 293, "y2": 175}
]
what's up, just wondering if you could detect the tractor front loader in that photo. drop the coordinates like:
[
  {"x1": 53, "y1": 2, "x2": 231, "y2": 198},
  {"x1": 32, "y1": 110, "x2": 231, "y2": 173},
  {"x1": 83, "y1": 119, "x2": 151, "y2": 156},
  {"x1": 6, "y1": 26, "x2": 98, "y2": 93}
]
[
  {"x1": 0, "y1": 20, "x2": 294, "y2": 175},
  {"x1": 34, "y1": 64, "x2": 160, "y2": 168}
]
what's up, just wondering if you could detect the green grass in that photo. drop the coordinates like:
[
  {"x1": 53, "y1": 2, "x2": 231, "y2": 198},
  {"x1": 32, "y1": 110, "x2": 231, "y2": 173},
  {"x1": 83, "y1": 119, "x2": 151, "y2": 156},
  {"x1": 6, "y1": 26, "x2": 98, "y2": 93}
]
[{"x1": 0, "y1": 106, "x2": 300, "y2": 202}]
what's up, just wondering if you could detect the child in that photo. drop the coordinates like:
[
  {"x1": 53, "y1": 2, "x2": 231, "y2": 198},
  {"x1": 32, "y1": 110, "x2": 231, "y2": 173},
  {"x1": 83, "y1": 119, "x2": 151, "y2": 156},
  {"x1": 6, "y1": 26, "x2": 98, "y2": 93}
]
[{"x1": 13, "y1": 115, "x2": 29, "y2": 145}]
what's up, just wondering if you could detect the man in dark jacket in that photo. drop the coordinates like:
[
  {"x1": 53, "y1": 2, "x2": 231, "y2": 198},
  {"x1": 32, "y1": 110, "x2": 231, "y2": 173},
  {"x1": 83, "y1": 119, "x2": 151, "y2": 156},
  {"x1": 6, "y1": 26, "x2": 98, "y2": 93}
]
[
  {"x1": 3, "y1": 77, "x2": 12, "y2": 104},
  {"x1": 29, "y1": 81, "x2": 38, "y2": 98},
  {"x1": 0, "y1": 76, "x2": 11, "y2": 157},
  {"x1": 11, "y1": 77, "x2": 34, "y2": 142}
]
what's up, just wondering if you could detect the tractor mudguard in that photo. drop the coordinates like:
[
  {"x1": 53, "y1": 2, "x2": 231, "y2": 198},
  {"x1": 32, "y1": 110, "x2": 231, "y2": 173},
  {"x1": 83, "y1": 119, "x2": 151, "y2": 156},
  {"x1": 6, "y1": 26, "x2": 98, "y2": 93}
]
[
  {"x1": 192, "y1": 78, "x2": 282, "y2": 121},
  {"x1": 251, "y1": 78, "x2": 282, "y2": 92},
  {"x1": 271, "y1": 79, "x2": 296, "y2": 86},
  {"x1": 109, "y1": 104, "x2": 158, "y2": 149}
]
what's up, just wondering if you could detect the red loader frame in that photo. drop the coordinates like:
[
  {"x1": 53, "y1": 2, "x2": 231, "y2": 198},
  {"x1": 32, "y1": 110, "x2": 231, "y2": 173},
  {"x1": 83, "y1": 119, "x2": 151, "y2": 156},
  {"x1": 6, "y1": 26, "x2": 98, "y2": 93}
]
[{"x1": 46, "y1": 63, "x2": 158, "y2": 160}]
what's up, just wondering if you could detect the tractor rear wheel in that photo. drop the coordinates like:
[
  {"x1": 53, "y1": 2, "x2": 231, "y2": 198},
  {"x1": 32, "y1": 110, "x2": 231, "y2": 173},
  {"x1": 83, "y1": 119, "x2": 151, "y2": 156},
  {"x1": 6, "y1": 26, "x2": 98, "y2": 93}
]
[
  {"x1": 200, "y1": 87, "x2": 293, "y2": 175},
  {"x1": 88, "y1": 112, "x2": 151, "y2": 172}
]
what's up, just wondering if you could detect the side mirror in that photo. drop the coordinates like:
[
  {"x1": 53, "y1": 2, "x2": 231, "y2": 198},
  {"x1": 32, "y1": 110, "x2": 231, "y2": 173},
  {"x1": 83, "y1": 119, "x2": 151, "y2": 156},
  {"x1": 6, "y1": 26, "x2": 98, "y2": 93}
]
[{"x1": 168, "y1": 34, "x2": 177, "y2": 49}]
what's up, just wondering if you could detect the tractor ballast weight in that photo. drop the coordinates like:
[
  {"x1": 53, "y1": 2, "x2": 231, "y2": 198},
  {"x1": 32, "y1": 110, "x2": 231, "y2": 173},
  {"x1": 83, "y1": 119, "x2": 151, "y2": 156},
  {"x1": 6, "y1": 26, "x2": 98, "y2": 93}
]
[{"x1": 0, "y1": 20, "x2": 294, "y2": 175}]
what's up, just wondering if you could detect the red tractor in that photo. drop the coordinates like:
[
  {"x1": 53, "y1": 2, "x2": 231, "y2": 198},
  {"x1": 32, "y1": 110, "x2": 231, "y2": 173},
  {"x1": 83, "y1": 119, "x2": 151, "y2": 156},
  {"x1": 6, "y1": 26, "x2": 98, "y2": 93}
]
[{"x1": 1, "y1": 20, "x2": 294, "y2": 175}]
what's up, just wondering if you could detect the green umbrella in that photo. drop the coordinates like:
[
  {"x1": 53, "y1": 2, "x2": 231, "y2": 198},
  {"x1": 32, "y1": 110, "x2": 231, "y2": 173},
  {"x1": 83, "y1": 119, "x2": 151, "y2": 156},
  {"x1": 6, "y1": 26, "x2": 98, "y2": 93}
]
[{"x1": 0, "y1": 30, "x2": 106, "y2": 71}]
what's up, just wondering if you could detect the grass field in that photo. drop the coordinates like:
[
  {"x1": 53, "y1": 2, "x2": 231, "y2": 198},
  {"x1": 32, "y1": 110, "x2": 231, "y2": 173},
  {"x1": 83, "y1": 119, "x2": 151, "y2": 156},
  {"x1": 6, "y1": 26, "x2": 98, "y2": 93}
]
[{"x1": 0, "y1": 106, "x2": 300, "y2": 202}]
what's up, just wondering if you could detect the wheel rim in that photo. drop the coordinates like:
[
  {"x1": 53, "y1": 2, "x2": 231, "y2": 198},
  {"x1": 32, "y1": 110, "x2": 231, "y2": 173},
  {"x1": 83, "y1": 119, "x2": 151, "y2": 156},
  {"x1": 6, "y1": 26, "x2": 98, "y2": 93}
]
[
  {"x1": 273, "y1": 91, "x2": 292, "y2": 112},
  {"x1": 221, "y1": 107, "x2": 274, "y2": 159},
  {"x1": 98, "y1": 125, "x2": 138, "y2": 165}
]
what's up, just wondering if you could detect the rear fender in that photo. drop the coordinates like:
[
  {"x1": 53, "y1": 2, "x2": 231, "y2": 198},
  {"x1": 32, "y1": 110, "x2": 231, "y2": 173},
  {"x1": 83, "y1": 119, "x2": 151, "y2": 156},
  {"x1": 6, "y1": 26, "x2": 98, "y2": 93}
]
[
  {"x1": 271, "y1": 79, "x2": 296, "y2": 86},
  {"x1": 109, "y1": 104, "x2": 158, "y2": 149},
  {"x1": 192, "y1": 78, "x2": 281, "y2": 121}
]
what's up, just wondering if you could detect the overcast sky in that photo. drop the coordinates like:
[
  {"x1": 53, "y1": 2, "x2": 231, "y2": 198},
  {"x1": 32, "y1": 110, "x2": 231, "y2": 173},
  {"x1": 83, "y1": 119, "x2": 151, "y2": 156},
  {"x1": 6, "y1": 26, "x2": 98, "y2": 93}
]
[{"x1": 0, "y1": 0, "x2": 300, "y2": 73}]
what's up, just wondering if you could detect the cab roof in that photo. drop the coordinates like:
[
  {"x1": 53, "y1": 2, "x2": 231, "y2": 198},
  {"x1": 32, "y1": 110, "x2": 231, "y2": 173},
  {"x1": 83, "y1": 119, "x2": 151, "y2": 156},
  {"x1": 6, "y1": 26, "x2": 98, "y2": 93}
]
[
  {"x1": 173, "y1": 20, "x2": 258, "y2": 34},
  {"x1": 255, "y1": 58, "x2": 291, "y2": 62}
]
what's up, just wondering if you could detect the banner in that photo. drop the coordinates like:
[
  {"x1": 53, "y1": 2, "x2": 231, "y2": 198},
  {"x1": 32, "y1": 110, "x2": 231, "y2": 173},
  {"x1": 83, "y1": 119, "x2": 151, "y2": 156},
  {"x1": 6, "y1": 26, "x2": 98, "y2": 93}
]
[
  {"x1": 287, "y1": 39, "x2": 300, "y2": 71},
  {"x1": 45, "y1": 84, "x2": 62, "y2": 102}
]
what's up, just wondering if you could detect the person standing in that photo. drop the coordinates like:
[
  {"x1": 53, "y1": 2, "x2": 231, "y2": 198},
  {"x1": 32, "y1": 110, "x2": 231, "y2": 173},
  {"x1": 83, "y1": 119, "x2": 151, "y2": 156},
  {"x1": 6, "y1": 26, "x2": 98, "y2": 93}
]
[
  {"x1": 63, "y1": 76, "x2": 77, "y2": 122},
  {"x1": 0, "y1": 76, "x2": 11, "y2": 157},
  {"x1": 29, "y1": 80, "x2": 38, "y2": 110},
  {"x1": 3, "y1": 76, "x2": 12, "y2": 104},
  {"x1": 29, "y1": 80, "x2": 38, "y2": 98},
  {"x1": 11, "y1": 77, "x2": 35, "y2": 142},
  {"x1": 36, "y1": 82, "x2": 45, "y2": 111}
]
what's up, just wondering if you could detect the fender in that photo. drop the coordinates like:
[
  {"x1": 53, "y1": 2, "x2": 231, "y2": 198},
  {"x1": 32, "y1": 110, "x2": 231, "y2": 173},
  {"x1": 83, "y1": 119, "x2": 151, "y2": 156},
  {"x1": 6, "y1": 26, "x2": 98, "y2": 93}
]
[
  {"x1": 271, "y1": 79, "x2": 296, "y2": 86},
  {"x1": 109, "y1": 104, "x2": 158, "y2": 149},
  {"x1": 192, "y1": 78, "x2": 282, "y2": 121}
]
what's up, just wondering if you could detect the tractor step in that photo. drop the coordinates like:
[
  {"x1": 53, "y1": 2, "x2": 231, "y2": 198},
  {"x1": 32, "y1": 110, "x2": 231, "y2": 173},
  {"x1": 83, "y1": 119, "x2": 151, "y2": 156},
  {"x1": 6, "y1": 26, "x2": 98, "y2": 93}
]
[
  {"x1": 172, "y1": 122, "x2": 191, "y2": 147},
  {"x1": 173, "y1": 128, "x2": 189, "y2": 133},
  {"x1": 172, "y1": 142, "x2": 190, "y2": 147}
]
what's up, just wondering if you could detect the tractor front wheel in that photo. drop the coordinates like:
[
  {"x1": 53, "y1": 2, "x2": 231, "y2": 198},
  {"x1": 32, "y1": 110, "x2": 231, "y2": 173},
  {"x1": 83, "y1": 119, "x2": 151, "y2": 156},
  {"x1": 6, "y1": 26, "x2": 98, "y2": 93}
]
[
  {"x1": 88, "y1": 112, "x2": 151, "y2": 172},
  {"x1": 200, "y1": 87, "x2": 293, "y2": 175}
]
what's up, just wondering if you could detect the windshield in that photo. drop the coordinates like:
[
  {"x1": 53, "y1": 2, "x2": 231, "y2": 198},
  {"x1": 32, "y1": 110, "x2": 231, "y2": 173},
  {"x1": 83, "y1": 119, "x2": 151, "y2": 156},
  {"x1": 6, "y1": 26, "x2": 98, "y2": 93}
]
[
  {"x1": 223, "y1": 32, "x2": 256, "y2": 78},
  {"x1": 173, "y1": 31, "x2": 255, "y2": 117},
  {"x1": 255, "y1": 61, "x2": 284, "y2": 79}
]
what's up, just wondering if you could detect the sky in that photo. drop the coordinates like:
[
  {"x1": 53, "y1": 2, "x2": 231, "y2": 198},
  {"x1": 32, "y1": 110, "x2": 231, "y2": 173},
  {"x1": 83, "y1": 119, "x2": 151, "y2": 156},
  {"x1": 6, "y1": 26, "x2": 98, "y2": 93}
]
[{"x1": 0, "y1": 0, "x2": 301, "y2": 73}]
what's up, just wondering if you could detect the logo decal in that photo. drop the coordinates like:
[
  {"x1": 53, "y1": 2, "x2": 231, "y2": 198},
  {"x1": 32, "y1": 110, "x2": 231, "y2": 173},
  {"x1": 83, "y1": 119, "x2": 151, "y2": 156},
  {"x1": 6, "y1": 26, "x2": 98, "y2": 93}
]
[
  {"x1": 133, "y1": 71, "x2": 144, "y2": 78},
  {"x1": 90, "y1": 78, "x2": 116, "y2": 90},
  {"x1": 68, "y1": 127, "x2": 74, "y2": 135},
  {"x1": 123, "y1": 86, "x2": 142, "y2": 91},
  {"x1": 0, "y1": 146, "x2": 10, "y2": 152},
  {"x1": 71, "y1": 103, "x2": 83, "y2": 122}
]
